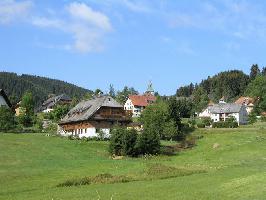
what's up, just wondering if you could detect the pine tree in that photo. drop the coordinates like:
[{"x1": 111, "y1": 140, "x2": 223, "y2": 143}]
[{"x1": 250, "y1": 64, "x2": 261, "y2": 80}]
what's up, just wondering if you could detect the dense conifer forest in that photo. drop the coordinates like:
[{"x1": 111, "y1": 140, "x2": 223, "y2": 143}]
[
  {"x1": 0, "y1": 72, "x2": 91, "y2": 107},
  {"x1": 176, "y1": 65, "x2": 266, "y2": 103}
]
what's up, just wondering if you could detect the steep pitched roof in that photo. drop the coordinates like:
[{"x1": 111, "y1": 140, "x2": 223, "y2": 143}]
[
  {"x1": 0, "y1": 89, "x2": 12, "y2": 108},
  {"x1": 39, "y1": 94, "x2": 72, "y2": 111},
  {"x1": 60, "y1": 95, "x2": 123, "y2": 124},
  {"x1": 129, "y1": 94, "x2": 156, "y2": 107},
  {"x1": 209, "y1": 103, "x2": 243, "y2": 114},
  {"x1": 43, "y1": 94, "x2": 71, "y2": 105},
  {"x1": 235, "y1": 96, "x2": 254, "y2": 106}
]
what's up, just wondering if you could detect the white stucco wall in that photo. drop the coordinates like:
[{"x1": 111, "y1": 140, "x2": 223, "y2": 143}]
[
  {"x1": 210, "y1": 113, "x2": 219, "y2": 122},
  {"x1": 58, "y1": 127, "x2": 111, "y2": 138},
  {"x1": 124, "y1": 98, "x2": 143, "y2": 117},
  {"x1": 124, "y1": 99, "x2": 133, "y2": 111}
]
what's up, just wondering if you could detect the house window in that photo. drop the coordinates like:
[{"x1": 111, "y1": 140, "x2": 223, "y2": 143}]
[
  {"x1": 81, "y1": 129, "x2": 83, "y2": 134},
  {"x1": 85, "y1": 129, "x2": 87, "y2": 133}
]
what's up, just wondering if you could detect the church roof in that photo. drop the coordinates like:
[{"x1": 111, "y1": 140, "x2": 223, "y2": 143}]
[{"x1": 129, "y1": 94, "x2": 156, "y2": 107}]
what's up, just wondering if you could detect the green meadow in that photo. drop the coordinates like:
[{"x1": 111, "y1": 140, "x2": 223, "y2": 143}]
[{"x1": 1, "y1": 123, "x2": 266, "y2": 200}]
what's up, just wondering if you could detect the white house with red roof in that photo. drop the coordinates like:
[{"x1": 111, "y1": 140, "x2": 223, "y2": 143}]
[{"x1": 124, "y1": 82, "x2": 156, "y2": 117}]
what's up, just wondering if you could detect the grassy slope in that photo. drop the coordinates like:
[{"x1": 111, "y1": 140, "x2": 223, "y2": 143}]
[{"x1": 1, "y1": 123, "x2": 266, "y2": 200}]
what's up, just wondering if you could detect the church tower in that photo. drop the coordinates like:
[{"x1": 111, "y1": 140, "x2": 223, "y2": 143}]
[{"x1": 146, "y1": 80, "x2": 155, "y2": 95}]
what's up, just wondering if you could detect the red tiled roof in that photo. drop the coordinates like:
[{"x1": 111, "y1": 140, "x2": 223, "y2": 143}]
[
  {"x1": 235, "y1": 96, "x2": 254, "y2": 105},
  {"x1": 129, "y1": 95, "x2": 156, "y2": 107}
]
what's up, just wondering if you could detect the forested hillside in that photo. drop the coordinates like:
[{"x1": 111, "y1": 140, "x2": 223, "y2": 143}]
[
  {"x1": 176, "y1": 70, "x2": 250, "y2": 101},
  {"x1": 0, "y1": 72, "x2": 91, "y2": 106},
  {"x1": 177, "y1": 65, "x2": 266, "y2": 102},
  {"x1": 175, "y1": 64, "x2": 266, "y2": 113}
]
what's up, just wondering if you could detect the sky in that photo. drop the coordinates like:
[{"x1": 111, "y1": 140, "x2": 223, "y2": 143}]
[{"x1": 1, "y1": 0, "x2": 266, "y2": 95}]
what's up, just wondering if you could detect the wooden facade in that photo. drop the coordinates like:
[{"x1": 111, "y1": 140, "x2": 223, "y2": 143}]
[
  {"x1": 59, "y1": 106, "x2": 131, "y2": 134},
  {"x1": 58, "y1": 96, "x2": 132, "y2": 138}
]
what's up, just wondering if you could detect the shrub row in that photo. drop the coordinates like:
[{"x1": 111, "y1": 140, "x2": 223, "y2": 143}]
[
  {"x1": 212, "y1": 121, "x2": 238, "y2": 128},
  {"x1": 57, "y1": 173, "x2": 131, "y2": 187}
]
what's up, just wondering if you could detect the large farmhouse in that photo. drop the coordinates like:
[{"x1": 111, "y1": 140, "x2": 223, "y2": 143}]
[
  {"x1": 209, "y1": 103, "x2": 248, "y2": 125},
  {"x1": 58, "y1": 95, "x2": 131, "y2": 138},
  {"x1": 0, "y1": 89, "x2": 12, "y2": 108},
  {"x1": 39, "y1": 94, "x2": 72, "y2": 113}
]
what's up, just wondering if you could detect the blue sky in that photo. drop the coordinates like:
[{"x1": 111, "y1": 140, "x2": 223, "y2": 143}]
[{"x1": 1, "y1": 0, "x2": 266, "y2": 95}]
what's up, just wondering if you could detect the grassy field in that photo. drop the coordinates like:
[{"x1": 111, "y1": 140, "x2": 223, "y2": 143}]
[{"x1": 1, "y1": 123, "x2": 266, "y2": 200}]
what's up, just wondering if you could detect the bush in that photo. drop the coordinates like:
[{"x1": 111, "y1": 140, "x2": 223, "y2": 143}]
[
  {"x1": 180, "y1": 135, "x2": 197, "y2": 148},
  {"x1": 202, "y1": 117, "x2": 212, "y2": 126},
  {"x1": 44, "y1": 123, "x2": 57, "y2": 133},
  {"x1": 249, "y1": 112, "x2": 257, "y2": 124},
  {"x1": 261, "y1": 115, "x2": 266, "y2": 122},
  {"x1": 96, "y1": 129, "x2": 107, "y2": 141},
  {"x1": 0, "y1": 106, "x2": 16, "y2": 131},
  {"x1": 109, "y1": 127, "x2": 126, "y2": 156},
  {"x1": 212, "y1": 121, "x2": 238, "y2": 128},
  {"x1": 197, "y1": 123, "x2": 205, "y2": 128},
  {"x1": 162, "y1": 120, "x2": 178, "y2": 140},
  {"x1": 109, "y1": 127, "x2": 161, "y2": 157},
  {"x1": 136, "y1": 128, "x2": 161, "y2": 155},
  {"x1": 188, "y1": 119, "x2": 196, "y2": 128},
  {"x1": 122, "y1": 129, "x2": 138, "y2": 157}
]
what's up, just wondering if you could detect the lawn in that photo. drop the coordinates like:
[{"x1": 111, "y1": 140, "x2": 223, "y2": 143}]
[{"x1": 1, "y1": 123, "x2": 266, "y2": 200}]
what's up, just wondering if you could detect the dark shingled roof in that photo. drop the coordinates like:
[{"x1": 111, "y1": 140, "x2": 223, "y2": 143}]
[
  {"x1": 60, "y1": 95, "x2": 123, "y2": 124},
  {"x1": 0, "y1": 89, "x2": 12, "y2": 108},
  {"x1": 39, "y1": 94, "x2": 71, "y2": 111},
  {"x1": 209, "y1": 103, "x2": 243, "y2": 114}
]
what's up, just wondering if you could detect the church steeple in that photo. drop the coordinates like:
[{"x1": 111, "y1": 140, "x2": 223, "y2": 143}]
[{"x1": 146, "y1": 80, "x2": 154, "y2": 95}]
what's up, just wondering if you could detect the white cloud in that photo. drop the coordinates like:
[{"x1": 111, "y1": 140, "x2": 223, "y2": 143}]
[
  {"x1": 32, "y1": 2, "x2": 113, "y2": 53},
  {"x1": 0, "y1": 0, "x2": 32, "y2": 24},
  {"x1": 67, "y1": 2, "x2": 112, "y2": 31}
]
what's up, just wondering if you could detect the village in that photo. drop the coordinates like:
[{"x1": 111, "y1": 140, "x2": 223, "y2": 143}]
[
  {"x1": 1, "y1": 70, "x2": 266, "y2": 199},
  {"x1": 0, "y1": 81, "x2": 259, "y2": 139},
  {"x1": 1, "y1": 0, "x2": 266, "y2": 199}
]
